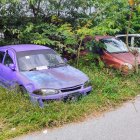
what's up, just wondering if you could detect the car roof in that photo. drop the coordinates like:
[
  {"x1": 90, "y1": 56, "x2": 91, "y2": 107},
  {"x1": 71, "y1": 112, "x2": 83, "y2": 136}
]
[
  {"x1": 0, "y1": 44, "x2": 50, "y2": 52},
  {"x1": 116, "y1": 34, "x2": 140, "y2": 37},
  {"x1": 94, "y1": 35, "x2": 114, "y2": 41}
]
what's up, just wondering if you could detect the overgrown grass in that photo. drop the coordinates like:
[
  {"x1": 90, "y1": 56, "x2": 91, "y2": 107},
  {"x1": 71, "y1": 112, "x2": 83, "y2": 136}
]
[{"x1": 0, "y1": 62, "x2": 140, "y2": 140}]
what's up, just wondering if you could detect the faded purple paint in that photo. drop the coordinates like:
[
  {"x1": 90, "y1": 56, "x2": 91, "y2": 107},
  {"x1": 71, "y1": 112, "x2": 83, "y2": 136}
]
[
  {"x1": 21, "y1": 66, "x2": 88, "y2": 89},
  {"x1": 0, "y1": 44, "x2": 50, "y2": 52},
  {"x1": 31, "y1": 87, "x2": 92, "y2": 107},
  {"x1": 0, "y1": 44, "x2": 92, "y2": 106}
]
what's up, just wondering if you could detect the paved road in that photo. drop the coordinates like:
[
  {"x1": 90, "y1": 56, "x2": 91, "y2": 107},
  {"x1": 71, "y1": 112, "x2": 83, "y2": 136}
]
[{"x1": 14, "y1": 96, "x2": 140, "y2": 140}]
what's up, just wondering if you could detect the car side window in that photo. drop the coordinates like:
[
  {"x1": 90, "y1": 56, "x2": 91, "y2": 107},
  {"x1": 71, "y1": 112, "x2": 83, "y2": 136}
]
[
  {"x1": 4, "y1": 53, "x2": 14, "y2": 66},
  {"x1": 135, "y1": 37, "x2": 140, "y2": 47},
  {"x1": 0, "y1": 51, "x2": 5, "y2": 63}
]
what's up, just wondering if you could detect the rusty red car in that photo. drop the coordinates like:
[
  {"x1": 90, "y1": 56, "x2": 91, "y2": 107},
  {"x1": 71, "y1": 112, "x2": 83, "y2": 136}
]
[{"x1": 91, "y1": 36, "x2": 140, "y2": 73}]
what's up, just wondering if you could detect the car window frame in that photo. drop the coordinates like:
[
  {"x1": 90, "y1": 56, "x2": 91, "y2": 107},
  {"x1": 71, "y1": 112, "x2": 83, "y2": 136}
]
[
  {"x1": 0, "y1": 48, "x2": 19, "y2": 71},
  {"x1": 0, "y1": 50, "x2": 5, "y2": 64},
  {"x1": 2, "y1": 49, "x2": 17, "y2": 69},
  {"x1": 3, "y1": 52, "x2": 14, "y2": 67}
]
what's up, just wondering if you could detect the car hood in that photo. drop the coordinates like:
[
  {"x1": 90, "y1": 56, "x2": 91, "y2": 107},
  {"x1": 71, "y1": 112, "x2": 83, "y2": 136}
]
[
  {"x1": 21, "y1": 65, "x2": 88, "y2": 90},
  {"x1": 110, "y1": 52, "x2": 140, "y2": 65}
]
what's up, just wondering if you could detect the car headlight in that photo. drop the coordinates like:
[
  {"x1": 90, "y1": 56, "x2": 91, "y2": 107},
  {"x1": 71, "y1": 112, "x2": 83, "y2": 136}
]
[
  {"x1": 84, "y1": 81, "x2": 91, "y2": 88},
  {"x1": 121, "y1": 63, "x2": 133, "y2": 72},
  {"x1": 33, "y1": 89, "x2": 59, "y2": 96}
]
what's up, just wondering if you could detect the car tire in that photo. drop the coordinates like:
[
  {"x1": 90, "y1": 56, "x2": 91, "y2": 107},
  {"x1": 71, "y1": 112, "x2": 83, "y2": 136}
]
[{"x1": 20, "y1": 86, "x2": 27, "y2": 94}]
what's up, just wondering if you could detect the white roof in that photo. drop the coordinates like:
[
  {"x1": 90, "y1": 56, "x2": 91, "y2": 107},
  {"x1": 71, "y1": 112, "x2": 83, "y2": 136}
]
[{"x1": 116, "y1": 34, "x2": 140, "y2": 37}]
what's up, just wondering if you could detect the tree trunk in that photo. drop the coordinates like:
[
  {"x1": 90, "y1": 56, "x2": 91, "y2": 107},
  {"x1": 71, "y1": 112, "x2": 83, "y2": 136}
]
[
  {"x1": 76, "y1": 40, "x2": 82, "y2": 67},
  {"x1": 126, "y1": 7, "x2": 133, "y2": 48}
]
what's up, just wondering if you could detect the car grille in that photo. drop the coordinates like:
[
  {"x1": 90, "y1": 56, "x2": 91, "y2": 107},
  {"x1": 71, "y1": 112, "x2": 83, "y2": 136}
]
[{"x1": 61, "y1": 85, "x2": 82, "y2": 93}]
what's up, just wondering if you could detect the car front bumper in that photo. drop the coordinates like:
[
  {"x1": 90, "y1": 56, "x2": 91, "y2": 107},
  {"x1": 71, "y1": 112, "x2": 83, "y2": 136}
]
[{"x1": 30, "y1": 86, "x2": 92, "y2": 107}]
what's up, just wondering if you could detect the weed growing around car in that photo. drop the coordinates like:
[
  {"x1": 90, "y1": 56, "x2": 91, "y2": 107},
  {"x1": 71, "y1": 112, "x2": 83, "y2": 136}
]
[{"x1": 0, "y1": 62, "x2": 140, "y2": 140}]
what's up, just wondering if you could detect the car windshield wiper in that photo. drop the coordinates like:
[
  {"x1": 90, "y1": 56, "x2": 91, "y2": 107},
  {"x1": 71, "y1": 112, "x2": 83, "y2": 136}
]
[
  {"x1": 111, "y1": 51, "x2": 128, "y2": 54},
  {"x1": 118, "y1": 51, "x2": 128, "y2": 53},
  {"x1": 56, "y1": 63, "x2": 66, "y2": 66},
  {"x1": 28, "y1": 67, "x2": 37, "y2": 71},
  {"x1": 48, "y1": 63, "x2": 66, "y2": 68}
]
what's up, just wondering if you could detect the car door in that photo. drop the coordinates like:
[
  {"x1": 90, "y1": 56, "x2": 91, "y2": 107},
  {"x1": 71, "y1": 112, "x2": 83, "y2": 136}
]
[
  {"x1": 101, "y1": 51, "x2": 118, "y2": 67},
  {"x1": 1, "y1": 50, "x2": 17, "y2": 88}
]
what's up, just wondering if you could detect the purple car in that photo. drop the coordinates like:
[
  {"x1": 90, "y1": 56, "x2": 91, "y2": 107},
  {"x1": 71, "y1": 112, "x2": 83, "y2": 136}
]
[{"x1": 0, "y1": 44, "x2": 92, "y2": 107}]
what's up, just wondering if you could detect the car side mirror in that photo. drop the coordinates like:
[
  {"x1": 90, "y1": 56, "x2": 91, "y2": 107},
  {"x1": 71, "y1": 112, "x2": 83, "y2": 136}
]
[
  {"x1": 9, "y1": 63, "x2": 16, "y2": 71},
  {"x1": 64, "y1": 58, "x2": 68, "y2": 63}
]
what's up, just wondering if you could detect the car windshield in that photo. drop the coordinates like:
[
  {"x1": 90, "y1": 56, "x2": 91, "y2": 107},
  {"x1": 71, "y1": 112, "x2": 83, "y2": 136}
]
[
  {"x1": 102, "y1": 38, "x2": 129, "y2": 53},
  {"x1": 17, "y1": 49, "x2": 65, "y2": 71}
]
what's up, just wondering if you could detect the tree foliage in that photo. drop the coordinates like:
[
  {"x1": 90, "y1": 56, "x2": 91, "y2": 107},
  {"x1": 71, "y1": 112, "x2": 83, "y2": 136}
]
[{"x1": 0, "y1": 0, "x2": 140, "y2": 55}]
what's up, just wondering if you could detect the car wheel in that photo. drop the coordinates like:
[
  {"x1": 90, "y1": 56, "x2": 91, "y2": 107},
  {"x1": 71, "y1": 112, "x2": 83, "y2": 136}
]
[{"x1": 20, "y1": 86, "x2": 28, "y2": 94}]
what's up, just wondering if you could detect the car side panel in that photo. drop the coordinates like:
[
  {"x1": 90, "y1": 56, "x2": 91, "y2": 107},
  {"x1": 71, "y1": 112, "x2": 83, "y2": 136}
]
[{"x1": 101, "y1": 51, "x2": 122, "y2": 69}]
